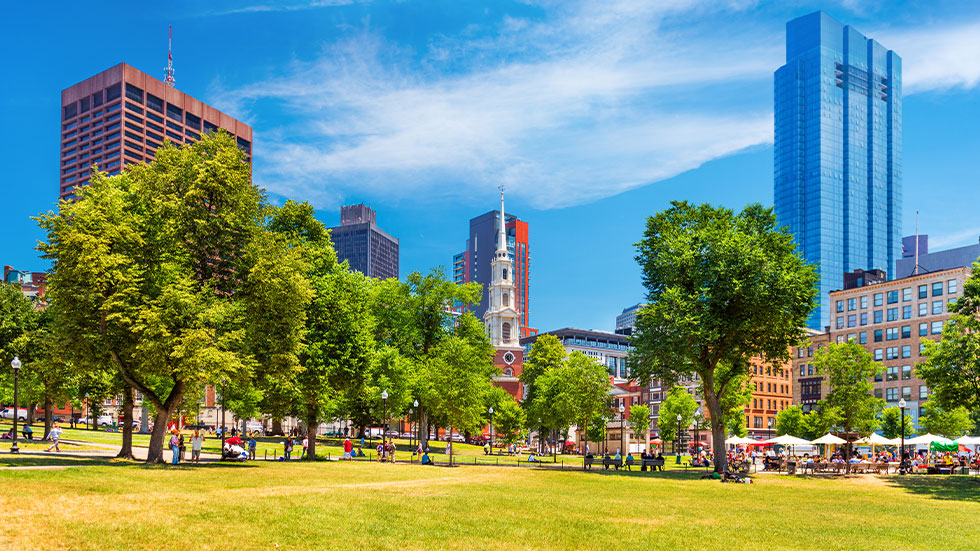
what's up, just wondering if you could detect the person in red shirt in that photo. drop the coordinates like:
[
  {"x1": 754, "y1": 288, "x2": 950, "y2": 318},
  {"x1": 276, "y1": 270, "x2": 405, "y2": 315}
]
[{"x1": 343, "y1": 437, "x2": 353, "y2": 461}]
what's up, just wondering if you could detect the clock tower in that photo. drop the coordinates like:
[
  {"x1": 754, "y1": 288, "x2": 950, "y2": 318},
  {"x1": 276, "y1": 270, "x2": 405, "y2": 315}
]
[{"x1": 484, "y1": 186, "x2": 525, "y2": 399}]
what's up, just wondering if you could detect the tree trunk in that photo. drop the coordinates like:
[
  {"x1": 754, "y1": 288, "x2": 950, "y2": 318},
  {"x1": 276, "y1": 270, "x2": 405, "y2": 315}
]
[
  {"x1": 703, "y1": 383, "x2": 727, "y2": 474},
  {"x1": 43, "y1": 394, "x2": 54, "y2": 438},
  {"x1": 147, "y1": 407, "x2": 173, "y2": 463},
  {"x1": 271, "y1": 418, "x2": 283, "y2": 436},
  {"x1": 27, "y1": 402, "x2": 37, "y2": 425},
  {"x1": 116, "y1": 387, "x2": 135, "y2": 460},
  {"x1": 449, "y1": 424, "x2": 454, "y2": 466},
  {"x1": 305, "y1": 407, "x2": 317, "y2": 461}
]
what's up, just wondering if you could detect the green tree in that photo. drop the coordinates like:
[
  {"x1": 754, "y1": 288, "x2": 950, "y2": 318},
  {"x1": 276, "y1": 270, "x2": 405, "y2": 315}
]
[
  {"x1": 36, "y1": 132, "x2": 307, "y2": 463},
  {"x1": 917, "y1": 263, "x2": 980, "y2": 418},
  {"x1": 774, "y1": 405, "x2": 805, "y2": 437},
  {"x1": 629, "y1": 202, "x2": 818, "y2": 472},
  {"x1": 800, "y1": 406, "x2": 841, "y2": 441},
  {"x1": 918, "y1": 402, "x2": 972, "y2": 438},
  {"x1": 493, "y1": 395, "x2": 527, "y2": 446},
  {"x1": 427, "y1": 331, "x2": 497, "y2": 465},
  {"x1": 0, "y1": 283, "x2": 38, "y2": 405},
  {"x1": 718, "y1": 366, "x2": 753, "y2": 438},
  {"x1": 565, "y1": 352, "x2": 611, "y2": 457},
  {"x1": 658, "y1": 386, "x2": 698, "y2": 454},
  {"x1": 813, "y1": 342, "x2": 883, "y2": 468},
  {"x1": 628, "y1": 404, "x2": 651, "y2": 451},
  {"x1": 521, "y1": 334, "x2": 567, "y2": 451},
  {"x1": 879, "y1": 406, "x2": 915, "y2": 440}
]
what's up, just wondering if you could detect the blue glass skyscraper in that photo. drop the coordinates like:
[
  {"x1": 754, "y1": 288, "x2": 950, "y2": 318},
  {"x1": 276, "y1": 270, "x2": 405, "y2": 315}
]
[{"x1": 775, "y1": 11, "x2": 902, "y2": 329}]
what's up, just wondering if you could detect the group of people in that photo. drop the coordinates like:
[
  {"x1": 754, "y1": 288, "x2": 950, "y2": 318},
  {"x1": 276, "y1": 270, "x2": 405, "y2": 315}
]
[{"x1": 1, "y1": 422, "x2": 64, "y2": 452}]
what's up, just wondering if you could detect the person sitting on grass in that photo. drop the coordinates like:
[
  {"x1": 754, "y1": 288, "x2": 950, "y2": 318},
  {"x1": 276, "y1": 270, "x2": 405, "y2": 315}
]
[
  {"x1": 421, "y1": 451, "x2": 433, "y2": 465},
  {"x1": 527, "y1": 452, "x2": 537, "y2": 463},
  {"x1": 22, "y1": 425, "x2": 33, "y2": 440},
  {"x1": 483, "y1": 442, "x2": 490, "y2": 455}
]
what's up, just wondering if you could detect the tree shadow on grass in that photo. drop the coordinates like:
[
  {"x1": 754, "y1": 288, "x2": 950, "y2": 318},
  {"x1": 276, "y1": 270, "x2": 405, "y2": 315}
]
[{"x1": 884, "y1": 474, "x2": 980, "y2": 504}]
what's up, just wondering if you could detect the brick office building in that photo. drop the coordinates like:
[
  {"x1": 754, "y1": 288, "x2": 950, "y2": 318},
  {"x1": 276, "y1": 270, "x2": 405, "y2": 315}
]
[
  {"x1": 791, "y1": 266, "x2": 972, "y2": 429},
  {"x1": 60, "y1": 63, "x2": 252, "y2": 200}
]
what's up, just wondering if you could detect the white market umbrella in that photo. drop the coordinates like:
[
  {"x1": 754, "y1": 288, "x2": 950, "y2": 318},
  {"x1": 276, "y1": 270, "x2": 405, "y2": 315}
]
[
  {"x1": 764, "y1": 435, "x2": 812, "y2": 446},
  {"x1": 954, "y1": 435, "x2": 980, "y2": 446},
  {"x1": 812, "y1": 433, "x2": 846, "y2": 445},
  {"x1": 726, "y1": 436, "x2": 756, "y2": 446},
  {"x1": 906, "y1": 433, "x2": 954, "y2": 446},
  {"x1": 856, "y1": 433, "x2": 898, "y2": 446}
]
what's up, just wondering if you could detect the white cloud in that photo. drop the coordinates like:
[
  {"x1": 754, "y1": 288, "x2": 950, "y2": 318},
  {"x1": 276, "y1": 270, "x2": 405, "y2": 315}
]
[
  {"x1": 877, "y1": 19, "x2": 980, "y2": 92},
  {"x1": 930, "y1": 226, "x2": 980, "y2": 249},
  {"x1": 210, "y1": 2, "x2": 980, "y2": 210}
]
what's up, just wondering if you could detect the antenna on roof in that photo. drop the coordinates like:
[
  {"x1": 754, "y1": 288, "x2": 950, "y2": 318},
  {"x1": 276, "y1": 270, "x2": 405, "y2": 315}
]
[{"x1": 164, "y1": 25, "x2": 176, "y2": 87}]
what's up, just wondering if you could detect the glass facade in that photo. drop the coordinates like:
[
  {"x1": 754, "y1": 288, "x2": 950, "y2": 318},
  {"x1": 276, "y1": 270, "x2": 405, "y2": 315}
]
[{"x1": 774, "y1": 11, "x2": 902, "y2": 329}]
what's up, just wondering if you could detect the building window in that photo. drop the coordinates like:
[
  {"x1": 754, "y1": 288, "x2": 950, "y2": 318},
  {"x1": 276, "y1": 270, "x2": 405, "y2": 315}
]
[
  {"x1": 799, "y1": 365, "x2": 805, "y2": 377},
  {"x1": 886, "y1": 387, "x2": 897, "y2": 402},
  {"x1": 847, "y1": 298, "x2": 856, "y2": 311},
  {"x1": 902, "y1": 365, "x2": 911, "y2": 380},
  {"x1": 860, "y1": 295, "x2": 868, "y2": 309},
  {"x1": 902, "y1": 288, "x2": 912, "y2": 302},
  {"x1": 836, "y1": 300, "x2": 844, "y2": 313},
  {"x1": 932, "y1": 300, "x2": 943, "y2": 315},
  {"x1": 203, "y1": 120, "x2": 219, "y2": 134},
  {"x1": 80, "y1": 97, "x2": 90, "y2": 112},
  {"x1": 874, "y1": 388, "x2": 882, "y2": 399},
  {"x1": 237, "y1": 136, "x2": 252, "y2": 154},
  {"x1": 125, "y1": 84, "x2": 144, "y2": 103},
  {"x1": 901, "y1": 325, "x2": 911, "y2": 339},
  {"x1": 901, "y1": 345, "x2": 911, "y2": 358},
  {"x1": 919, "y1": 385, "x2": 928, "y2": 399},
  {"x1": 874, "y1": 293, "x2": 883, "y2": 307},
  {"x1": 902, "y1": 305, "x2": 911, "y2": 319},
  {"x1": 63, "y1": 103, "x2": 77, "y2": 120},
  {"x1": 874, "y1": 349, "x2": 883, "y2": 361},
  {"x1": 887, "y1": 291, "x2": 898, "y2": 304},
  {"x1": 807, "y1": 365, "x2": 813, "y2": 376},
  {"x1": 185, "y1": 112, "x2": 201, "y2": 130},
  {"x1": 859, "y1": 312, "x2": 868, "y2": 326},
  {"x1": 919, "y1": 303, "x2": 927, "y2": 317},
  {"x1": 874, "y1": 371, "x2": 882, "y2": 382},
  {"x1": 847, "y1": 314, "x2": 856, "y2": 328},
  {"x1": 146, "y1": 93, "x2": 163, "y2": 113},
  {"x1": 901, "y1": 386, "x2": 911, "y2": 400},
  {"x1": 836, "y1": 317, "x2": 844, "y2": 329},
  {"x1": 932, "y1": 282, "x2": 943, "y2": 297},
  {"x1": 918, "y1": 323, "x2": 927, "y2": 336},
  {"x1": 885, "y1": 327, "x2": 898, "y2": 341},
  {"x1": 502, "y1": 322, "x2": 511, "y2": 340},
  {"x1": 948, "y1": 279, "x2": 958, "y2": 294},
  {"x1": 886, "y1": 366, "x2": 898, "y2": 381},
  {"x1": 874, "y1": 330, "x2": 882, "y2": 342},
  {"x1": 166, "y1": 103, "x2": 183, "y2": 122},
  {"x1": 92, "y1": 90, "x2": 103, "y2": 107},
  {"x1": 887, "y1": 308, "x2": 898, "y2": 322},
  {"x1": 918, "y1": 285, "x2": 928, "y2": 299},
  {"x1": 931, "y1": 321, "x2": 943, "y2": 334},
  {"x1": 106, "y1": 83, "x2": 121, "y2": 101},
  {"x1": 859, "y1": 332, "x2": 867, "y2": 344},
  {"x1": 886, "y1": 347, "x2": 898, "y2": 360},
  {"x1": 874, "y1": 310, "x2": 883, "y2": 324}
]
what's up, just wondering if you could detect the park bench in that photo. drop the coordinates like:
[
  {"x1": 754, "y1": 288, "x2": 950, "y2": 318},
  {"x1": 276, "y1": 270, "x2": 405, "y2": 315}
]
[
  {"x1": 602, "y1": 457, "x2": 623, "y2": 470},
  {"x1": 642, "y1": 458, "x2": 665, "y2": 471}
]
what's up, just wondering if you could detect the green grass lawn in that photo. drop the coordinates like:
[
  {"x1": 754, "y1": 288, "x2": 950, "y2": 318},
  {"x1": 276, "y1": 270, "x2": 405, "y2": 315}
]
[{"x1": 1, "y1": 460, "x2": 978, "y2": 551}]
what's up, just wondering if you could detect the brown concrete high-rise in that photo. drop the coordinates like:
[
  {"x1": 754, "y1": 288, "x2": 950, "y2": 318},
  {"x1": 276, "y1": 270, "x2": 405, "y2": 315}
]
[{"x1": 60, "y1": 63, "x2": 252, "y2": 200}]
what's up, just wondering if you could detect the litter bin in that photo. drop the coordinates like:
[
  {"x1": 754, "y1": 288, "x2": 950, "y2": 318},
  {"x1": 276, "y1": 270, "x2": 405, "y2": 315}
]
[{"x1": 787, "y1": 461, "x2": 797, "y2": 475}]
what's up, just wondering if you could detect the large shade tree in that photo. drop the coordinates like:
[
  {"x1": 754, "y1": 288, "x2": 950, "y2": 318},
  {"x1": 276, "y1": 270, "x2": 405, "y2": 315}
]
[
  {"x1": 629, "y1": 202, "x2": 818, "y2": 472},
  {"x1": 37, "y1": 133, "x2": 307, "y2": 462}
]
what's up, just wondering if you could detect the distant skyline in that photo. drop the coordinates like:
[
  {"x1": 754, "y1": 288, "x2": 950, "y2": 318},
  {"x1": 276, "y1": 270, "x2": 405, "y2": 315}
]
[{"x1": 2, "y1": 1, "x2": 979, "y2": 334}]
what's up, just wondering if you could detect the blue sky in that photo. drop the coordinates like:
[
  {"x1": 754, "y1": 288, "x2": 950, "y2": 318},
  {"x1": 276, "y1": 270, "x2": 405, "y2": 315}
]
[{"x1": 2, "y1": 1, "x2": 979, "y2": 333}]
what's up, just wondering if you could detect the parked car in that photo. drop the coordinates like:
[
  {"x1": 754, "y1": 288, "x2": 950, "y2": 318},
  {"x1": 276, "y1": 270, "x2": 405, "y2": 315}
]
[
  {"x1": 384, "y1": 429, "x2": 400, "y2": 437},
  {"x1": 400, "y1": 432, "x2": 413, "y2": 439},
  {"x1": 450, "y1": 433, "x2": 465, "y2": 443},
  {"x1": 96, "y1": 414, "x2": 114, "y2": 427},
  {"x1": 0, "y1": 408, "x2": 29, "y2": 421}
]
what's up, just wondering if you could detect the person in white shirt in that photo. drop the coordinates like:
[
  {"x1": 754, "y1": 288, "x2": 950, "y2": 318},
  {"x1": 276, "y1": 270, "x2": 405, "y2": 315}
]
[
  {"x1": 191, "y1": 430, "x2": 205, "y2": 463},
  {"x1": 45, "y1": 423, "x2": 63, "y2": 452}
]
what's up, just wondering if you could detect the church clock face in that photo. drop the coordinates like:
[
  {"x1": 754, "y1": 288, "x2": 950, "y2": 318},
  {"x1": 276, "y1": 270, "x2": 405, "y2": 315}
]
[{"x1": 502, "y1": 351, "x2": 516, "y2": 365}]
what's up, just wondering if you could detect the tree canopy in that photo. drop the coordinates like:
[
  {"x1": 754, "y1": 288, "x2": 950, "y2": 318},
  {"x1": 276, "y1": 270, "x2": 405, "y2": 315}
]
[{"x1": 629, "y1": 201, "x2": 818, "y2": 471}]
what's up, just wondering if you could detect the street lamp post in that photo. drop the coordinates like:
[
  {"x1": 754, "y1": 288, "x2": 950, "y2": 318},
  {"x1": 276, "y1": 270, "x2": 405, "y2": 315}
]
[
  {"x1": 693, "y1": 409, "x2": 702, "y2": 461},
  {"x1": 220, "y1": 379, "x2": 228, "y2": 454},
  {"x1": 676, "y1": 413, "x2": 682, "y2": 464},
  {"x1": 899, "y1": 398, "x2": 908, "y2": 474},
  {"x1": 10, "y1": 357, "x2": 22, "y2": 454},
  {"x1": 408, "y1": 408, "x2": 413, "y2": 449},
  {"x1": 413, "y1": 399, "x2": 420, "y2": 449},
  {"x1": 619, "y1": 404, "x2": 626, "y2": 456},
  {"x1": 381, "y1": 390, "x2": 388, "y2": 449},
  {"x1": 488, "y1": 406, "x2": 494, "y2": 455}
]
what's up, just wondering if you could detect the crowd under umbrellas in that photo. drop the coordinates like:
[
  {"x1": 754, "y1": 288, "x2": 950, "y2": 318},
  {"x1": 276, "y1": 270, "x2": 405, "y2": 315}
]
[{"x1": 725, "y1": 432, "x2": 980, "y2": 475}]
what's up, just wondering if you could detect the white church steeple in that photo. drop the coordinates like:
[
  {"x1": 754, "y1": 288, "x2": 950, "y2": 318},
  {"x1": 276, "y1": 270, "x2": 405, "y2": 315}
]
[{"x1": 484, "y1": 185, "x2": 522, "y2": 348}]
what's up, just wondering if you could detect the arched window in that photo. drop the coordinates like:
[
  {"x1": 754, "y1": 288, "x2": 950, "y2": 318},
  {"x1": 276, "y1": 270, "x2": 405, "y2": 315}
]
[
  {"x1": 502, "y1": 268, "x2": 508, "y2": 281},
  {"x1": 504, "y1": 368, "x2": 513, "y2": 376},
  {"x1": 502, "y1": 322, "x2": 511, "y2": 340},
  {"x1": 503, "y1": 293, "x2": 509, "y2": 307}
]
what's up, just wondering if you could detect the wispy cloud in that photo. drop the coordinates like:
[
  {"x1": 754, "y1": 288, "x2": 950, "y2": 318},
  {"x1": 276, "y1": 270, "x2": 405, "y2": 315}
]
[
  {"x1": 877, "y1": 19, "x2": 980, "y2": 92},
  {"x1": 209, "y1": 1, "x2": 980, "y2": 210},
  {"x1": 201, "y1": 0, "x2": 356, "y2": 18},
  {"x1": 930, "y1": 226, "x2": 980, "y2": 249}
]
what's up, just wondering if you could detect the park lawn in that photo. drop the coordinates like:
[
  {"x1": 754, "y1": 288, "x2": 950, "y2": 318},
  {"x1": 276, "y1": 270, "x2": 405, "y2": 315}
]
[{"x1": 2, "y1": 461, "x2": 978, "y2": 551}]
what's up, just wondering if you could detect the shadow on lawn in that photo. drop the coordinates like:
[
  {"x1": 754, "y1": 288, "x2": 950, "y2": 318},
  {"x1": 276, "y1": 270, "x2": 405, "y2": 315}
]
[{"x1": 884, "y1": 475, "x2": 980, "y2": 504}]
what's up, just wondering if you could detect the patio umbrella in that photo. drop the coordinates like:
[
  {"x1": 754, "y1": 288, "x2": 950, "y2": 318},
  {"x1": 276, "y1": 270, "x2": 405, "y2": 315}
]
[
  {"x1": 726, "y1": 436, "x2": 756, "y2": 446},
  {"x1": 812, "y1": 433, "x2": 846, "y2": 445},
  {"x1": 856, "y1": 433, "x2": 896, "y2": 445},
  {"x1": 764, "y1": 435, "x2": 811, "y2": 461},
  {"x1": 905, "y1": 433, "x2": 954, "y2": 446}
]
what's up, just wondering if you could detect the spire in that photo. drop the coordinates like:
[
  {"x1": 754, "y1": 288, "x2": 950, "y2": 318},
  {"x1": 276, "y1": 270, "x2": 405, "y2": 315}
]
[
  {"x1": 497, "y1": 185, "x2": 507, "y2": 254},
  {"x1": 164, "y1": 25, "x2": 176, "y2": 87}
]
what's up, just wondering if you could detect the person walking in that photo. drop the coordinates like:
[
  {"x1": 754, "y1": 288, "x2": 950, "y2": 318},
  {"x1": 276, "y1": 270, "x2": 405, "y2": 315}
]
[
  {"x1": 301, "y1": 436, "x2": 309, "y2": 459},
  {"x1": 169, "y1": 430, "x2": 181, "y2": 465},
  {"x1": 45, "y1": 423, "x2": 63, "y2": 452},
  {"x1": 190, "y1": 430, "x2": 204, "y2": 464},
  {"x1": 248, "y1": 435, "x2": 257, "y2": 460},
  {"x1": 283, "y1": 436, "x2": 293, "y2": 461}
]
